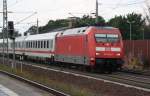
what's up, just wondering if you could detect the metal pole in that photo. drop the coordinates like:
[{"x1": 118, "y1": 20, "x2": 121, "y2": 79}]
[
  {"x1": 143, "y1": 28, "x2": 144, "y2": 40},
  {"x1": 36, "y1": 18, "x2": 39, "y2": 34},
  {"x1": 127, "y1": 21, "x2": 134, "y2": 40},
  {"x1": 12, "y1": 38, "x2": 15, "y2": 69},
  {"x1": 130, "y1": 23, "x2": 132, "y2": 40},
  {"x1": 3, "y1": 0, "x2": 8, "y2": 64},
  {"x1": 20, "y1": 56, "x2": 23, "y2": 73},
  {"x1": 95, "y1": 0, "x2": 99, "y2": 23}
]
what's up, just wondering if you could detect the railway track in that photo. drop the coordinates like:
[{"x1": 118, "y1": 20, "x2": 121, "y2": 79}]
[
  {"x1": 1, "y1": 58, "x2": 150, "y2": 93},
  {"x1": 0, "y1": 70, "x2": 70, "y2": 96},
  {"x1": 100, "y1": 72, "x2": 150, "y2": 89}
]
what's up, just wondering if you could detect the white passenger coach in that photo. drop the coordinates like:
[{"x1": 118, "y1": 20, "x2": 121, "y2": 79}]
[{"x1": 0, "y1": 32, "x2": 59, "y2": 59}]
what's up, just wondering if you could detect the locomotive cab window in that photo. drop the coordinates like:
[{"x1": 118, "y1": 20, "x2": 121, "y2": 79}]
[
  {"x1": 95, "y1": 34, "x2": 107, "y2": 43},
  {"x1": 107, "y1": 34, "x2": 119, "y2": 43},
  {"x1": 95, "y1": 34, "x2": 119, "y2": 43}
]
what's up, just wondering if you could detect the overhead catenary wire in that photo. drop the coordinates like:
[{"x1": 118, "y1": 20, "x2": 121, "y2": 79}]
[
  {"x1": 15, "y1": 12, "x2": 37, "y2": 25},
  {"x1": 99, "y1": 0, "x2": 145, "y2": 16},
  {"x1": 102, "y1": 0, "x2": 145, "y2": 6},
  {"x1": 112, "y1": 0, "x2": 122, "y2": 10}
]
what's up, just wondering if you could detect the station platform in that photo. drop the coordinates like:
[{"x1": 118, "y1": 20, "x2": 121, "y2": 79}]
[{"x1": 0, "y1": 73, "x2": 53, "y2": 96}]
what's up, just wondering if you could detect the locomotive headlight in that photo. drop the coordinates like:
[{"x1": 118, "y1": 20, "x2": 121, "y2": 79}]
[
  {"x1": 96, "y1": 53, "x2": 100, "y2": 55},
  {"x1": 96, "y1": 47, "x2": 105, "y2": 51},
  {"x1": 111, "y1": 47, "x2": 121, "y2": 52},
  {"x1": 90, "y1": 58, "x2": 95, "y2": 61},
  {"x1": 116, "y1": 53, "x2": 121, "y2": 56}
]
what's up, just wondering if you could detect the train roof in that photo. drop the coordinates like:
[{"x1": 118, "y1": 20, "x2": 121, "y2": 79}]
[
  {"x1": 57, "y1": 26, "x2": 118, "y2": 36},
  {"x1": 25, "y1": 32, "x2": 59, "y2": 41},
  {"x1": 60, "y1": 27, "x2": 88, "y2": 36},
  {"x1": 15, "y1": 36, "x2": 26, "y2": 42}
]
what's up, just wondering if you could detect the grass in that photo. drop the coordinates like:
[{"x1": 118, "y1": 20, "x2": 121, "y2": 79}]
[{"x1": 0, "y1": 63, "x2": 95, "y2": 96}]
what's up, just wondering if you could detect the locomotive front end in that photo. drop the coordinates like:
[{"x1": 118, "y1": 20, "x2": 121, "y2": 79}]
[{"x1": 89, "y1": 27, "x2": 124, "y2": 72}]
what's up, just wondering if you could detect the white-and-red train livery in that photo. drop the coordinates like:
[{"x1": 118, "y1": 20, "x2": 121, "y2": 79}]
[{"x1": 0, "y1": 26, "x2": 124, "y2": 72}]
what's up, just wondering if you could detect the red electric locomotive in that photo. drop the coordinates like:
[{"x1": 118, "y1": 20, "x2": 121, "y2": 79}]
[{"x1": 55, "y1": 26, "x2": 124, "y2": 72}]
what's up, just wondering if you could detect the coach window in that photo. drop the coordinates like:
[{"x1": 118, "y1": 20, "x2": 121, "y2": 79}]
[
  {"x1": 41, "y1": 41, "x2": 43, "y2": 48},
  {"x1": 50, "y1": 40, "x2": 53, "y2": 49},
  {"x1": 33, "y1": 41, "x2": 34, "y2": 48},
  {"x1": 33, "y1": 41, "x2": 35, "y2": 48},
  {"x1": 19, "y1": 42, "x2": 20, "y2": 48},
  {"x1": 31, "y1": 41, "x2": 33, "y2": 48},
  {"x1": 15, "y1": 42, "x2": 17, "y2": 48},
  {"x1": 27, "y1": 42, "x2": 29, "y2": 48},
  {"x1": 47, "y1": 41, "x2": 49, "y2": 48},
  {"x1": 27, "y1": 42, "x2": 28, "y2": 48},
  {"x1": 29, "y1": 42, "x2": 30, "y2": 48},
  {"x1": 20, "y1": 42, "x2": 21, "y2": 48},
  {"x1": 28, "y1": 42, "x2": 30, "y2": 48},
  {"x1": 32, "y1": 41, "x2": 33, "y2": 48},
  {"x1": 32, "y1": 41, "x2": 34, "y2": 48},
  {"x1": 40, "y1": 41, "x2": 41, "y2": 48},
  {"x1": 43, "y1": 40, "x2": 46, "y2": 48},
  {"x1": 15, "y1": 42, "x2": 16, "y2": 48},
  {"x1": 35, "y1": 41, "x2": 37, "y2": 48},
  {"x1": 29, "y1": 41, "x2": 31, "y2": 48},
  {"x1": 37, "y1": 41, "x2": 38, "y2": 48},
  {"x1": 18, "y1": 42, "x2": 20, "y2": 48},
  {"x1": 19, "y1": 42, "x2": 21, "y2": 48},
  {"x1": 38, "y1": 41, "x2": 40, "y2": 48},
  {"x1": 31, "y1": 41, "x2": 32, "y2": 48},
  {"x1": 28, "y1": 42, "x2": 29, "y2": 48},
  {"x1": 18, "y1": 42, "x2": 19, "y2": 48},
  {"x1": 26, "y1": 42, "x2": 27, "y2": 48},
  {"x1": 35, "y1": 41, "x2": 36, "y2": 48}
]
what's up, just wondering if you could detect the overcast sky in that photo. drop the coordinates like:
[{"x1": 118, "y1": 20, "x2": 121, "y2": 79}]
[{"x1": 0, "y1": 0, "x2": 149, "y2": 34}]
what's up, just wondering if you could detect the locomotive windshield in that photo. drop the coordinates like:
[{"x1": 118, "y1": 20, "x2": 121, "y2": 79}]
[{"x1": 95, "y1": 34, "x2": 119, "y2": 43}]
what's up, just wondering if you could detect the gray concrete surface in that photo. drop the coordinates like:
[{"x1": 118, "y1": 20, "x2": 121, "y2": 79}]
[{"x1": 0, "y1": 73, "x2": 54, "y2": 96}]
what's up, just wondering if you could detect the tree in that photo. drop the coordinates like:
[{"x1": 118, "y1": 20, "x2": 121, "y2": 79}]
[
  {"x1": 25, "y1": 26, "x2": 37, "y2": 35},
  {"x1": 39, "y1": 19, "x2": 69, "y2": 34},
  {"x1": 108, "y1": 13, "x2": 145, "y2": 40},
  {"x1": 144, "y1": 25, "x2": 150, "y2": 39},
  {"x1": 75, "y1": 15, "x2": 105, "y2": 27},
  {"x1": 26, "y1": 15, "x2": 106, "y2": 34},
  {"x1": 126, "y1": 13, "x2": 145, "y2": 40},
  {"x1": 0, "y1": 29, "x2": 21, "y2": 39}
]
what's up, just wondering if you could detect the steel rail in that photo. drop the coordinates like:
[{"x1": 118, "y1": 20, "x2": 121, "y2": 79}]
[
  {"x1": 12, "y1": 60, "x2": 150, "y2": 92},
  {"x1": 1, "y1": 57, "x2": 150, "y2": 92},
  {"x1": 0, "y1": 70, "x2": 70, "y2": 96}
]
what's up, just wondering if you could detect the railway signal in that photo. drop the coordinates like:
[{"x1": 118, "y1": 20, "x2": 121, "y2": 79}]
[
  {"x1": 8, "y1": 21, "x2": 15, "y2": 69},
  {"x1": 8, "y1": 21, "x2": 14, "y2": 39}
]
